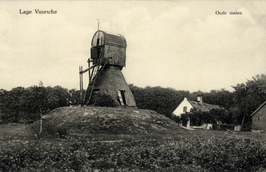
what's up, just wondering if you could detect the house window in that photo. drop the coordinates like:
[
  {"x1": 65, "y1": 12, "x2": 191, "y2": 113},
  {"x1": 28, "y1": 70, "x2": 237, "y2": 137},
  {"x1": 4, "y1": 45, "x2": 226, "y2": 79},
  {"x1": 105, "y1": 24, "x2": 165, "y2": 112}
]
[
  {"x1": 183, "y1": 106, "x2": 187, "y2": 113},
  {"x1": 258, "y1": 116, "x2": 260, "y2": 122}
]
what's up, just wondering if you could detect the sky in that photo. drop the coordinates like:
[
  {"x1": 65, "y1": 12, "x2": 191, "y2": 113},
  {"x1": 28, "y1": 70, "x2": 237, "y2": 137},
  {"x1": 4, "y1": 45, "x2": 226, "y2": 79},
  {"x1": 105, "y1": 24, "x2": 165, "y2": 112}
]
[{"x1": 0, "y1": 1, "x2": 266, "y2": 92}]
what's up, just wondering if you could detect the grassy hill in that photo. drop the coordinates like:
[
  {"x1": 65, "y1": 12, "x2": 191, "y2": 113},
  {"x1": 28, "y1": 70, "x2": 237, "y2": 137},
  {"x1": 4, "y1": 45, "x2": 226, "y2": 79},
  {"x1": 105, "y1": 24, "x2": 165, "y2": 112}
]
[
  {"x1": 39, "y1": 106, "x2": 183, "y2": 136},
  {"x1": 1, "y1": 106, "x2": 266, "y2": 171}
]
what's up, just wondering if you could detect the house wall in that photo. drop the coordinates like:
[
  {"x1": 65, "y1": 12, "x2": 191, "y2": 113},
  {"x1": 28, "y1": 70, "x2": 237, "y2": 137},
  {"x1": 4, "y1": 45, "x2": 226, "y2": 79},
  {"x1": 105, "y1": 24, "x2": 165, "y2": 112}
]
[
  {"x1": 172, "y1": 98, "x2": 193, "y2": 117},
  {"x1": 252, "y1": 105, "x2": 266, "y2": 131}
]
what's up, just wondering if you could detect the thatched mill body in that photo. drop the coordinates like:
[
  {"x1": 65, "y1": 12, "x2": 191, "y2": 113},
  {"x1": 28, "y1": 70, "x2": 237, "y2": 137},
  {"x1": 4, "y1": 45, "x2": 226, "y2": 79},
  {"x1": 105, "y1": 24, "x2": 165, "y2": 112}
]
[{"x1": 79, "y1": 30, "x2": 136, "y2": 107}]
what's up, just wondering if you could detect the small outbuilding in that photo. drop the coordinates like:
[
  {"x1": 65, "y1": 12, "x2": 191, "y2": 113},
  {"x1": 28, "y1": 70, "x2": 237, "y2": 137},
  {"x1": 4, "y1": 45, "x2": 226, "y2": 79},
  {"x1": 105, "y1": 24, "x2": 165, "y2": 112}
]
[{"x1": 250, "y1": 101, "x2": 266, "y2": 132}]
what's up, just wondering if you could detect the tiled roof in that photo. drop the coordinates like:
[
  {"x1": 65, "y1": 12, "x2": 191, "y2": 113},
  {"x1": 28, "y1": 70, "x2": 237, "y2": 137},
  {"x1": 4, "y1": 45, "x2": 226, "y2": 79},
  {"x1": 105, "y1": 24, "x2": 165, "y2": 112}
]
[{"x1": 188, "y1": 100, "x2": 223, "y2": 112}]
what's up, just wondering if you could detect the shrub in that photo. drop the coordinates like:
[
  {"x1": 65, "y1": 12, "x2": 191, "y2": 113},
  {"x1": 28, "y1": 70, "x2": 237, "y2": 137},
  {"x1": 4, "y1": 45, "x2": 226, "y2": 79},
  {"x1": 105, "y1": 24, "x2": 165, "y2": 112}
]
[
  {"x1": 193, "y1": 135, "x2": 266, "y2": 171},
  {"x1": 241, "y1": 121, "x2": 252, "y2": 132},
  {"x1": 170, "y1": 114, "x2": 181, "y2": 124},
  {"x1": 1, "y1": 131, "x2": 266, "y2": 171},
  {"x1": 28, "y1": 119, "x2": 68, "y2": 139},
  {"x1": 93, "y1": 93, "x2": 119, "y2": 107},
  {"x1": 180, "y1": 113, "x2": 189, "y2": 126}
]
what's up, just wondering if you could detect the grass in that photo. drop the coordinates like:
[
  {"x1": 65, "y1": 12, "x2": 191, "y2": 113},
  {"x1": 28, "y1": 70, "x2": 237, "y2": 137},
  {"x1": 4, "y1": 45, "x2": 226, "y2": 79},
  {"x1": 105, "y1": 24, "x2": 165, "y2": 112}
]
[
  {"x1": 1, "y1": 123, "x2": 266, "y2": 171},
  {"x1": 1, "y1": 123, "x2": 265, "y2": 142},
  {"x1": 0, "y1": 123, "x2": 29, "y2": 140}
]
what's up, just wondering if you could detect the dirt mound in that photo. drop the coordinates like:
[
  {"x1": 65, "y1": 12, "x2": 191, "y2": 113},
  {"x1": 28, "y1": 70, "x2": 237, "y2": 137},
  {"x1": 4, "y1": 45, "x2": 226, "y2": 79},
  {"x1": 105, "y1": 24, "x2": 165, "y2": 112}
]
[{"x1": 41, "y1": 106, "x2": 182, "y2": 134}]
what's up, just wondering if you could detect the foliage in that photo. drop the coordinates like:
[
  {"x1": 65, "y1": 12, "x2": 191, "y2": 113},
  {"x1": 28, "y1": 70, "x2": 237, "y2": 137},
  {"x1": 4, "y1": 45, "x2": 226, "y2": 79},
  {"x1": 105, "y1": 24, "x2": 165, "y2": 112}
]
[
  {"x1": 0, "y1": 73, "x2": 265, "y2": 127},
  {"x1": 1, "y1": 131, "x2": 266, "y2": 172},
  {"x1": 203, "y1": 89, "x2": 235, "y2": 109},
  {"x1": 179, "y1": 108, "x2": 232, "y2": 127},
  {"x1": 0, "y1": 82, "x2": 72, "y2": 123},
  {"x1": 210, "y1": 108, "x2": 232, "y2": 124},
  {"x1": 241, "y1": 121, "x2": 252, "y2": 132},
  {"x1": 28, "y1": 119, "x2": 68, "y2": 139},
  {"x1": 193, "y1": 135, "x2": 266, "y2": 171},
  {"x1": 170, "y1": 114, "x2": 181, "y2": 124},
  {"x1": 232, "y1": 74, "x2": 266, "y2": 128},
  {"x1": 130, "y1": 85, "x2": 190, "y2": 118},
  {"x1": 93, "y1": 93, "x2": 119, "y2": 107},
  {"x1": 180, "y1": 110, "x2": 214, "y2": 127},
  {"x1": 20, "y1": 82, "x2": 47, "y2": 115},
  {"x1": 129, "y1": 73, "x2": 266, "y2": 127},
  {"x1": 0, "y1": 87, "x2": 25, "y2": 123},
  {"x1": 68, "y1": 89, "x2": 83, "y2": 105},
  {"x1": 45, "y1": 86, "x2": 69, "y2": 111},
  {"x1": 180, "y1": 113, "x2": 189, "y2": 126}
]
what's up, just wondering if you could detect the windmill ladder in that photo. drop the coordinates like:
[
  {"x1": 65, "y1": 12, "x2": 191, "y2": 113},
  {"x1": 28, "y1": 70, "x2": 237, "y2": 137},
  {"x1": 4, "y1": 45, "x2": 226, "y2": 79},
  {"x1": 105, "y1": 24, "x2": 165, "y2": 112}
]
[{"x1": 85, "y1": 60, "x2": 107, "y2": 105}]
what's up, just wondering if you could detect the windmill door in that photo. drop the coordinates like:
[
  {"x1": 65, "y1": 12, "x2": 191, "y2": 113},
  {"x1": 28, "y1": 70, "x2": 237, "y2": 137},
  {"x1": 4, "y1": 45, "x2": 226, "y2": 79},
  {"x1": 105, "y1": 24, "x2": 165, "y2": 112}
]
[{"x1": 117, "y1": 90, "x2": 126, "y2": 106}]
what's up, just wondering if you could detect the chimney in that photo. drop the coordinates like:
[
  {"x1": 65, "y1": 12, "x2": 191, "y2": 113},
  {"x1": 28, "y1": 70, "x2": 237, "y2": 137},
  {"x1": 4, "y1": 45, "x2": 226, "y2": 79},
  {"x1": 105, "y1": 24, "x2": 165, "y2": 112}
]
[{"x1": 197, "y1": 95, "x2": 203, "y2": 103}]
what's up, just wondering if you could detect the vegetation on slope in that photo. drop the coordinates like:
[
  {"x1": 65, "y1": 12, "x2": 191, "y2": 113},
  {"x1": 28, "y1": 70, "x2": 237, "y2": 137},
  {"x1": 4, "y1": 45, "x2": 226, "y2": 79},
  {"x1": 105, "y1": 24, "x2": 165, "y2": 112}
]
[
  {"x1": 29, "y1": 106, "x2": 182, "y2": 137},
  {"x1": 1, "y1": 123, "x2": 266, "y2": 172}
]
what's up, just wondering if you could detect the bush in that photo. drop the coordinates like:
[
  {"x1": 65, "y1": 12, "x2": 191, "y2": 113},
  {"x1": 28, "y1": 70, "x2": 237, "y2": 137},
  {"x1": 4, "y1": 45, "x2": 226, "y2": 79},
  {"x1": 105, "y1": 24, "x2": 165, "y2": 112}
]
[
  {"x1": 241, "y1": 121, "x2": 252, "y2": 132},
  {"x1": 170, "y1": 114, "x2": 181, "y2": 124},
  {"x1": 1, "y1": 132, "x2": 266, "y2": 171},
  {"x1": 28, "y1": 119, "x2": 68, "y2": 139},
  {"x1": 193, "y1": 135, "x2": 266, "y2": 171},
  {"x1": 93, "y1": 93, "x2": 119, "y2": 107},
  {"x1": 180, "y1": 113, "x2": 189, "y2": 126}
]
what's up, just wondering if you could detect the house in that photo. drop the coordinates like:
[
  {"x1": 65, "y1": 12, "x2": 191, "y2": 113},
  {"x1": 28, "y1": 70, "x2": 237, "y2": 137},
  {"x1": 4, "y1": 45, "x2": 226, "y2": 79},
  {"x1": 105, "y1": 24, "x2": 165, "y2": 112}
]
[
  {"x1": 172, "y1": 96, "x2": 223, "y2": 128},
  {"x1": 250, "y1": 101, "x2": 266, "y2": 132},
  {"x1": 173, "y1": 96, "x2": 223, "y2": 117}
]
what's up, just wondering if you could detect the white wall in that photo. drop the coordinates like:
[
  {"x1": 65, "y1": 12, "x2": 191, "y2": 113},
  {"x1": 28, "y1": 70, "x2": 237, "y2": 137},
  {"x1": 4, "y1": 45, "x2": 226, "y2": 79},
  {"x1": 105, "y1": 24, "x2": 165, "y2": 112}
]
[{"x1": 172, "y1": 97, "x2": 193, "y2": 117}]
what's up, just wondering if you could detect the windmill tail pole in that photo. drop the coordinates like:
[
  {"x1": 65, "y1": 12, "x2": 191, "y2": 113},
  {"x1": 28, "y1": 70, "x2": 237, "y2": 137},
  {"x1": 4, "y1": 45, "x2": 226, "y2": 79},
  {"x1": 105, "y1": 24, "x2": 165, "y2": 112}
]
[{"x1": 79, "y1": 66, "x2": 83, "y2": 104}]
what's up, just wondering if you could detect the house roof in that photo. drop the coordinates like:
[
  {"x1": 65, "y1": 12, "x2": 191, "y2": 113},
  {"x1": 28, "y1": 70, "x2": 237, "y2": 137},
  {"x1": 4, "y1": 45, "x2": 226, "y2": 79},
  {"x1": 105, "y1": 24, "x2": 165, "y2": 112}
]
[
  {"x1": 188, "y1": 100, "x2": 223, "y2": 112},
  {"x1": 250, "y1": 101, "x2": 266, "y2": 117}
]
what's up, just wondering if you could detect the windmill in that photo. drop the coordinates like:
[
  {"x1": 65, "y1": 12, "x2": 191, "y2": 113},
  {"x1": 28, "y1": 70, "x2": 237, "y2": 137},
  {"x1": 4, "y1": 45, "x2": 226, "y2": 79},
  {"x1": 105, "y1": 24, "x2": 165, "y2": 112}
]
[{"x1": 79, "y1": 29, "x2": 136, "y2": 107}]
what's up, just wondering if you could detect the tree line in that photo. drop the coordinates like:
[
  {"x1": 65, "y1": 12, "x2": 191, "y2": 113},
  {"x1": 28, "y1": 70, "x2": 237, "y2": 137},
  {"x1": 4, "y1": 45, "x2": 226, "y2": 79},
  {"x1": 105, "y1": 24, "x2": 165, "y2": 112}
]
[
  {"x1": 130, "y1": 74, "x2": 266, "y2": 129},
  {"x1": 0, "y1": 74, "x2": 266, "y2": 127},
  {"x1": 0, "y1": 82, "x2": 81, "y2": 123}
]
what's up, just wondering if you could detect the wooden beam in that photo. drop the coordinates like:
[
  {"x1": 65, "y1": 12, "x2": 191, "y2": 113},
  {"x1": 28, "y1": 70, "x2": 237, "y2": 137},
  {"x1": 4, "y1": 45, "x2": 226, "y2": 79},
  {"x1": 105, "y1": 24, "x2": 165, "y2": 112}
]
[
  {"x1": 79, "y1": 64, "x2": 98, "y2": 74},
  {"x1": 79, "y1": 66, "x2": 83, "y2": 103}
]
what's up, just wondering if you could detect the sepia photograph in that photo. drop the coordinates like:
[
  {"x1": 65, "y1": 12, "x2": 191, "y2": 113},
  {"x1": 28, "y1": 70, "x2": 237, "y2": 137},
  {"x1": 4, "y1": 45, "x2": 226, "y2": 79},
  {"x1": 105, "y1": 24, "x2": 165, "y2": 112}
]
[{"x1": 1, "y1": 0, "x2": 266, "y2": 171}]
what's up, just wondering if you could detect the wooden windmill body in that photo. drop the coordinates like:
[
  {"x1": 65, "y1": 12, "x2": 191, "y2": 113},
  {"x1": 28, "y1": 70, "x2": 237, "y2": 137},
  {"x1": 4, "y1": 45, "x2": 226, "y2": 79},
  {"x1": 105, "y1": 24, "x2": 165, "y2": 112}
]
[{"x1": 80, "y1": 30, "x2": 136, "y2": 107}]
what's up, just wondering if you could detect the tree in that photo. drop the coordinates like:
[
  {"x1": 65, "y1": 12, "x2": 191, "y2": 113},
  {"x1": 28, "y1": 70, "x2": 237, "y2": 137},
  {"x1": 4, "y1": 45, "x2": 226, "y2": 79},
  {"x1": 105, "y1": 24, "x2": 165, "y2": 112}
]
[
  {"x1": 68, "y1": 89, "x2": 82, "y2": 105},
  {"x1": 19, "y1": 82, "x2": 47, "y2": 121},
  {"x1": 209, "y1": 109, "x2": 231, "y2": 124},
  {"x1": 129, "y1": 84, "x2": 190, "y2": 118},
  {"x1": 46, "y1": 86, "x2": 69, "y2": 110},
  {"x1": 203, "y1": 89, "x2": 235, "y2": 109},
  {"x1": 232, "y1": 74, "x2": 266, "y2": 129},
  {"x1": 187, "y1": 109, "x2": 216, "y2": 126},
  {"x1": 0, "y1": 82, "x2": 74, "y2": 123},
  {"x1": 0, "y1": 87, "x2": 25, "y2": 123}
]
